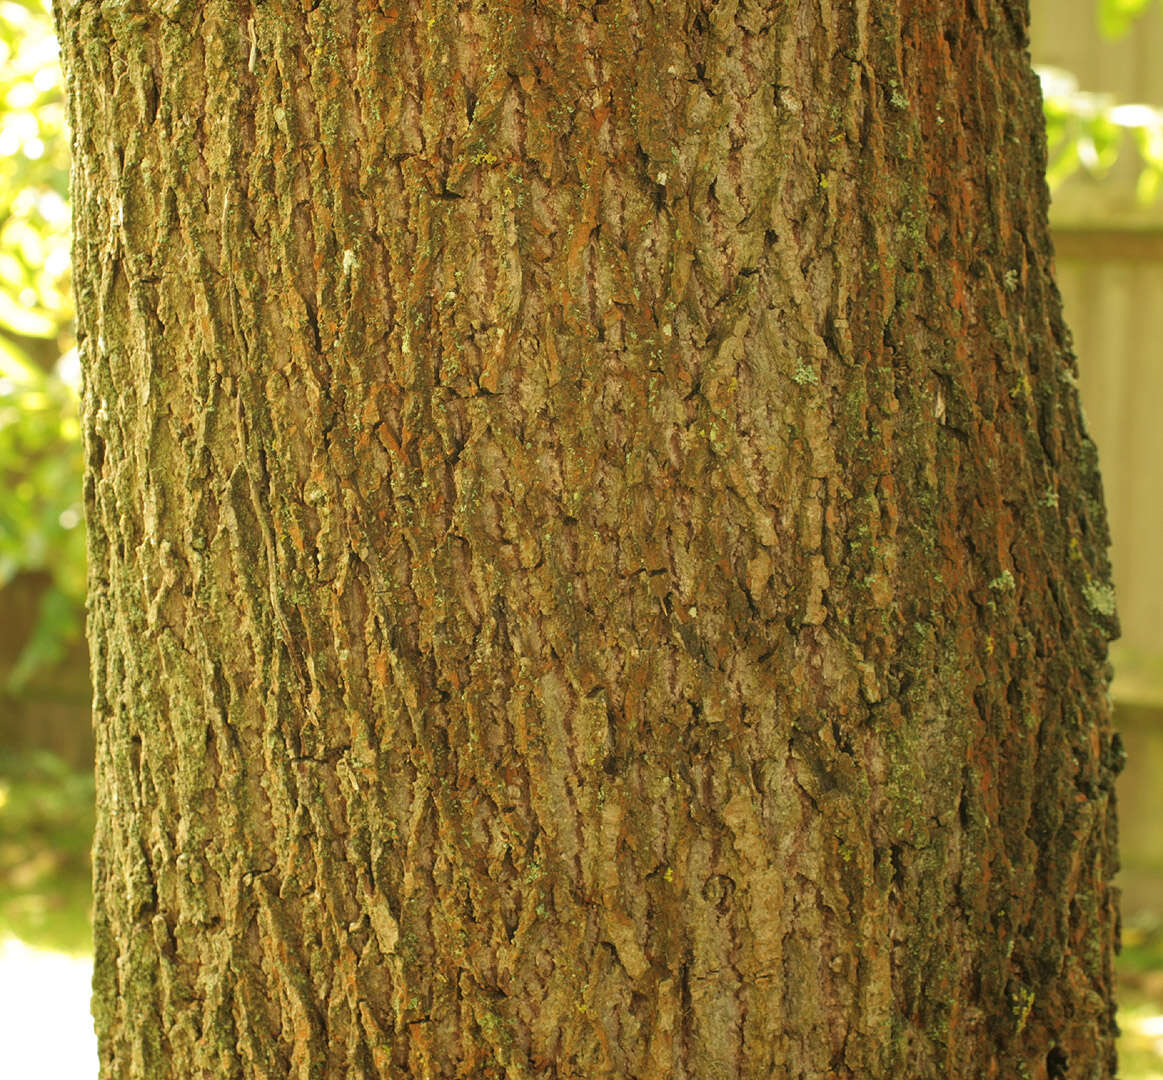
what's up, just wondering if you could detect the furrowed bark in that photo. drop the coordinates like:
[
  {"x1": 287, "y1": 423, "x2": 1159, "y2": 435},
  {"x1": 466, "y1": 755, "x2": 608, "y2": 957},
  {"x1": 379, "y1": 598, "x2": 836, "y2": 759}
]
[{"x1": 56, "y1": 0, "x2": 1120, "y2": 1075}]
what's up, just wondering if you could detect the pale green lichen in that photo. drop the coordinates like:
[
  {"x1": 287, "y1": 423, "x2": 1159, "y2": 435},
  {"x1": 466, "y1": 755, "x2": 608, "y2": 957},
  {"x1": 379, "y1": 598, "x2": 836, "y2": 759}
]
[
  {"x1": 1008, "y1": 373, "x2": 1031, "y2": 399},
  {"x1": 792, "y1": 360, "x2": 818, "y2": 386},
  {"x1": 1009, "y1": 984, "x2": 1035, "y2": 1033},
  {"x1": 1083, "y1": 580, "x2": 1117, "y2": 617},
  {"x1": 988, "y1": 570, "x2": 1015, "y2": 592}
]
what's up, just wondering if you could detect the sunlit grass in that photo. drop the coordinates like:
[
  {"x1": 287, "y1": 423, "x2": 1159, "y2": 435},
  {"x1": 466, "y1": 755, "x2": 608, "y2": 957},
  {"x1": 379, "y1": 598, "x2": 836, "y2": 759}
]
[
  {"x1": 1120, "y1": 1001, "x2": 1163, "y2": 1079},
  {"x1": 1121, "y1": 918, "x2": 1163, "y2": 1079}
]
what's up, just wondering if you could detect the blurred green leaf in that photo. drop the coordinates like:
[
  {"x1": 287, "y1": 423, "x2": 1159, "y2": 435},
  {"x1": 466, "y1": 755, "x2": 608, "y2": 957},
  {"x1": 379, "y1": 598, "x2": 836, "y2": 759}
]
[
  {"x1": 1097, "y1": 0, "x2": 1157, "y2": 37},
  {"x1": 0, "y1": 749, "x2": 93, "y2": 954},
  {"x1": 1039, "y1": 67, "x2": 1163, "y2": 203},
  {"x1": 0, "y1": 0, "x2": 84, "y2": 689}
]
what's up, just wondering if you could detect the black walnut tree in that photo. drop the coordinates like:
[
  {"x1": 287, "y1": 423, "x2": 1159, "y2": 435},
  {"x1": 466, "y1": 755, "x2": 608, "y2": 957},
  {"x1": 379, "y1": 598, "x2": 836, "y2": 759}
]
[{"x1": 55, "y1": 0, "x2": 1121, "y2": 1075}]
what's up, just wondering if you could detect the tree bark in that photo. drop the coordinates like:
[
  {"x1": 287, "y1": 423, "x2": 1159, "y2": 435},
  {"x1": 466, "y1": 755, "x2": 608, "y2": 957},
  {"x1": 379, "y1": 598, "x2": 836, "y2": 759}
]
[{"x1": 56, "y1": 0, "x2": 1121, "y2": 1076}]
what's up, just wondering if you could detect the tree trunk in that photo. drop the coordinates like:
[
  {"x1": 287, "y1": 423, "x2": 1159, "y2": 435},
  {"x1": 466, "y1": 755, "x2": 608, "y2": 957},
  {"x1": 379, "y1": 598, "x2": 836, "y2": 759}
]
[{"x1": 56, "y1": 0, "x2": 1121, "y2": 1076}]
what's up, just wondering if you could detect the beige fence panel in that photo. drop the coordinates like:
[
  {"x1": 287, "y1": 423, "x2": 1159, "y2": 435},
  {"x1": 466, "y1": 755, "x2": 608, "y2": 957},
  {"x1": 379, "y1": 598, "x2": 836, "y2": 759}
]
[{"x1": 1031, "y1": 1, "x2": 1163, "y2": 704}]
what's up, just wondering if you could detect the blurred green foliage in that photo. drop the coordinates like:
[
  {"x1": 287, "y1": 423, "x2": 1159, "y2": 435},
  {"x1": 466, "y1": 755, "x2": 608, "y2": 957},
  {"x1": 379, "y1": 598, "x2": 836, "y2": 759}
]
[
  {"x1": 0, "y1": 0, "x2": 69, "y2": 337},
  {"x1": 0, "y1": 0, "x2": 83, "y2": 691},
  {"x1": 0, "y1": 748, "x2": 93, "y2": 953},
  {"x1": 1040, "y1": 0, "x2": 1163, "y2": 201},
  {"x1": 1119, "y1": 916, "x2": 1163, "y2": 1079},
  {"x1": 1097, "y1": 0, "x2": 1159, "y2": 38},
  {"x1": 1041, "y1": 67, "x2": 1163, "y2": 203}
]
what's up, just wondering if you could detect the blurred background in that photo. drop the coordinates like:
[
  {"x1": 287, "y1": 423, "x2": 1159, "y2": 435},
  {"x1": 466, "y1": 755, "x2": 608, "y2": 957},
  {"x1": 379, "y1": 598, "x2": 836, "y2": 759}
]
[
  {"x1": 1035, "y1": 0, "x2": 1163, "y2": 1073},
  {"x1": 0, "y1": 0, "x2": 1161, "y2": 1075}
]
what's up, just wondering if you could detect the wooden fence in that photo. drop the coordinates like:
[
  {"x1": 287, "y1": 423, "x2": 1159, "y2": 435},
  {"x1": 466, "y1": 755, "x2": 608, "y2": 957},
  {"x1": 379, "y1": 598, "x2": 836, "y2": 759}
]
[
  {"x1": 1033, "y1": 0, "x2": 1163, "y2": 707},
  {"x1": 1032, "y1": 0, "x2": 1163, "y2": 918}
]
